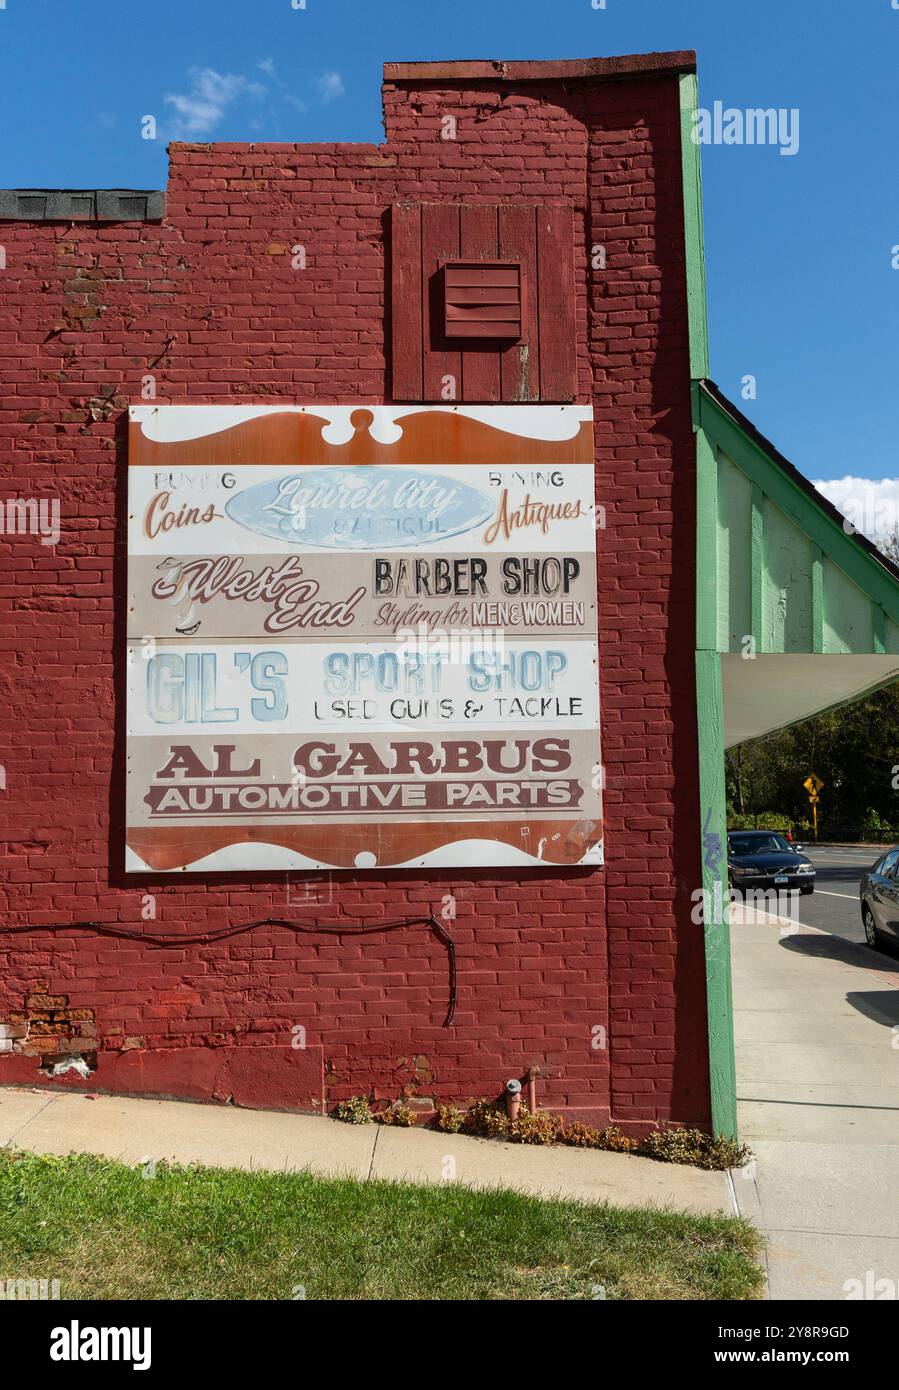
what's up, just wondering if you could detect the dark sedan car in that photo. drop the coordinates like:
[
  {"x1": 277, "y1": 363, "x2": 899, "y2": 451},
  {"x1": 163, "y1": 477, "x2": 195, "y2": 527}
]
[
  {"x1": 859, "y1": 846, "x2": 899, "y2": 948},
  {"x1": 727, "y1": 830, "x2": 816, "y2": 896}
]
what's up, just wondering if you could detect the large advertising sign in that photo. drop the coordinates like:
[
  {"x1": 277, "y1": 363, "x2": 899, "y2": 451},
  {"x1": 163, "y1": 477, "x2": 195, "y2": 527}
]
[{"x1": 126, "y1": 405, "x2": 602, "y2": 872}]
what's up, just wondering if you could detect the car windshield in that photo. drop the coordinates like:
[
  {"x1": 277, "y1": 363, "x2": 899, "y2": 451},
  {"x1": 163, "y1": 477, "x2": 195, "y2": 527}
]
[{"x1": 729, "y1": 833, "x2": 791, "y2": 857}]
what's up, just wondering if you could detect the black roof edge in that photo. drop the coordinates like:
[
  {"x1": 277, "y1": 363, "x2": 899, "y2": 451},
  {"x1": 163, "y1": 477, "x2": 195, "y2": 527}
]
[{"x1": 699, "y1": 378, "x2": 899, "y2": 587}]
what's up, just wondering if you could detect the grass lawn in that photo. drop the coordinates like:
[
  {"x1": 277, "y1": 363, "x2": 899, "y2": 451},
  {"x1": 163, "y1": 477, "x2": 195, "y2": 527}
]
[{"x1": 0, "y1": 1149, "x2": 764, "y2": 1300}]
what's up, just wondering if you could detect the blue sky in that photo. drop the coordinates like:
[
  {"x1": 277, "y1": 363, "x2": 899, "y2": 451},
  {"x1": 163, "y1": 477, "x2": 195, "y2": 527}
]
[{"x1": 2, "y1": 0, "x2": 898, "y2": 511}]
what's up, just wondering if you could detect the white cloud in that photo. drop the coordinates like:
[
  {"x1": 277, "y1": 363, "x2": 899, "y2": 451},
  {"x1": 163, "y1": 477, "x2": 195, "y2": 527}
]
[
  {"x1": 163, "y1": 67, "x2": 266, "y2": 139},
  {"x1": 316, "y1": 70, "x2": 345, "y2": 103},
  {"x1": 814, "y1": 475, "x2": 899, "y2": 545},
  {"x1": 159, "y1": 59, "x2": 334, "y2": 142},
  {"x1": 255, "y1": 57, "x2": 307, "y2": 113}
]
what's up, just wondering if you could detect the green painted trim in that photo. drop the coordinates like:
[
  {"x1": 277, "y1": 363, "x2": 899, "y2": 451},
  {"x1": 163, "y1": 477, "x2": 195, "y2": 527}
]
[
  {"x1": 699, "y1": 386, "x2": 899, "y2": 628},
  {"x1": 696, "y1": 649, "x2": 738, "y2": 1140},
  {"x1": 690, "y1": 378, "x2": 703, "y2": 426},
  {"x1": 683, "y1": 71, "x2": 730, "y2": 1138},
  {"x1": 680, "y1": 73, "x2": 710, "y2": 383},
  {"x1": 811, "y1": 545, "x2": 824, "y2": 652},
  {"x1": 750, "y1": 484, "x2": 764, "y2": 650},
  {"x1": 696, "y1": 427, "x2": 718, "y2": 651}
]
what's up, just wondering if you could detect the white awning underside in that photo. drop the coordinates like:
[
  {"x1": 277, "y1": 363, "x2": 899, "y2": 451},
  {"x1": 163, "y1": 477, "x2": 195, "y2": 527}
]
[{"x1": 722, "y1": 653, "x2": 899, "y2": 748}]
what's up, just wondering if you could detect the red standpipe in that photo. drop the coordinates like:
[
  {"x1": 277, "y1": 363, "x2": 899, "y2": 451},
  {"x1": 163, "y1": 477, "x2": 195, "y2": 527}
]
[{"x1": 504, "y1": 1078, "x2": 522, "y2": 1120}]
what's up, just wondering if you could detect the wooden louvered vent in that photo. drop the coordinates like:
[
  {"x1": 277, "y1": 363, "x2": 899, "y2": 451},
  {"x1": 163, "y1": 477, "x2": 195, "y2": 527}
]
[
  {"x1": 442, "y1": 260, "x2": 523, "y2": 340},
  {"x1": 390, "y1": 203, "x2": 577, "y2": 401}
]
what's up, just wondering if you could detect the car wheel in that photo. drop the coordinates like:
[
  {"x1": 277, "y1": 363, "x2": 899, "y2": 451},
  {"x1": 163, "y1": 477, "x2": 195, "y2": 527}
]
[
  {"x1": 800, "y1": 885, "x2": 814, "y2": 895},
  {"x1": 863, "y1": 907, "x2": 880, "y2": 948}
]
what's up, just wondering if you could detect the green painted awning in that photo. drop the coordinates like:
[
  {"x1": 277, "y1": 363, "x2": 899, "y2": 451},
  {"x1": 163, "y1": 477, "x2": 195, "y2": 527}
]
[{"x1": 695, "y1": 381, "x2": 899, "y2": 746}]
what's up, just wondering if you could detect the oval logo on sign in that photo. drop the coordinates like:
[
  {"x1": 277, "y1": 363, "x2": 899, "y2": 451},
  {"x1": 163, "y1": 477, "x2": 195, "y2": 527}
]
[{"x1": 225, "y1": 466, "x2": 494, "y2": 549}]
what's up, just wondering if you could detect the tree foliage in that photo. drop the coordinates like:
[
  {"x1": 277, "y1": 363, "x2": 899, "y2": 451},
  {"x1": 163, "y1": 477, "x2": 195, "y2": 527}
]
[{"x1": 726, "y1": 684, "x2": 899, "y2": 835}]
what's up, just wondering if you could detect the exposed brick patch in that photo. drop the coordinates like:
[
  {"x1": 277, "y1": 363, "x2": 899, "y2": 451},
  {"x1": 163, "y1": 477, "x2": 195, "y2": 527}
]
[{"x1": 0, "y1": 983, "x2": 96, "y2": 1061}]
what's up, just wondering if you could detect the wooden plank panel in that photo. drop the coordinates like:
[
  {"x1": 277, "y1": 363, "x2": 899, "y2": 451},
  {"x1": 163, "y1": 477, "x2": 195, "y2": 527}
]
[
  {"x1": 750, "y1": 483, "x2": 764, "y2": 651},
  {"x1": 536, "y1": 205, "x2": 577, "y2": 402},
  {"x1": 391, "y1": 203, "x2": 423, "y2": 401},
  {"x1": 421, "y1": 203, "x2": 461, "y2": 402},
  {"x1": 458, "y1": 204, "x2": 502, "y2": 402},
  {"x1": 716, "y1": 449, "x2": 752, "y2": 652},
  {"x1": 499, "y1": 204, "x2": 539, "y2": 401},
  {"x1": 811, "y1": 544, "x2": 824, "y2": 653}
]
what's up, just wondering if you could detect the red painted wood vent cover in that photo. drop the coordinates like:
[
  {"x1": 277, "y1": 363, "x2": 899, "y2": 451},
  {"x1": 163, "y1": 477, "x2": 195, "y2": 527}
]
[{"x1": 442, "y1": 260, "x2": 523, "y2": 340}]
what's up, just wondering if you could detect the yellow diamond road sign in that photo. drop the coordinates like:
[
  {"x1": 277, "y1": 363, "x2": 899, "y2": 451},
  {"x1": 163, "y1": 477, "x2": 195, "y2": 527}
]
[{"x1": 804, "y1": 773, "x2": 824, "y2": 794}]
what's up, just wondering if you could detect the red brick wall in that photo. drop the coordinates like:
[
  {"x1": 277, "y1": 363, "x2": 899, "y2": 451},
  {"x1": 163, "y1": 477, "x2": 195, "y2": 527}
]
[{"x1": 0, "y1": 66, "x2": 710, "y2": 1129}]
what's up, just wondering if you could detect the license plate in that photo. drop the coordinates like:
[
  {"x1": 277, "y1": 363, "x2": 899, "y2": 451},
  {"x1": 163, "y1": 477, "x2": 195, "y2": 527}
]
[{"x1": 774, "y1": 875, "x2": 789, "y2": 884}]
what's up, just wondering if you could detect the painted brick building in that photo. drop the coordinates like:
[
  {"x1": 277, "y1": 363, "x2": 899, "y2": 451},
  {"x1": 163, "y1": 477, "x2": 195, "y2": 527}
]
[{"x1": 0, "y1": 52, "x2": 716, "y2": 1131}]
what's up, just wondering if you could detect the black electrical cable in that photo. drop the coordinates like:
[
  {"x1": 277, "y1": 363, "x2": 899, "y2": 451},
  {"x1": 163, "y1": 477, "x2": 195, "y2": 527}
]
[{"x1": 0, "y1": 914, "x2": 457, "y2": 1027}]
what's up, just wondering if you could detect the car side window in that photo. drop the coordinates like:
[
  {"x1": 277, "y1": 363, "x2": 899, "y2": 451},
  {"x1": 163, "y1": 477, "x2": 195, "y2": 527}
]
[{"x1": 878, "y1": 850, "x2": 899, "y2": 877}]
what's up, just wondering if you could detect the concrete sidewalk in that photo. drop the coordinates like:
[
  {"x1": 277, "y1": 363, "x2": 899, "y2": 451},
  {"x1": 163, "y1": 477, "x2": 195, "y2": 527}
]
[
  {"x1": 730, "y1": 904, "x2": 899, "y2": 1299},
  {"x1": 0, "y1": 1084, "x2": 733, "y2": 1217}
]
